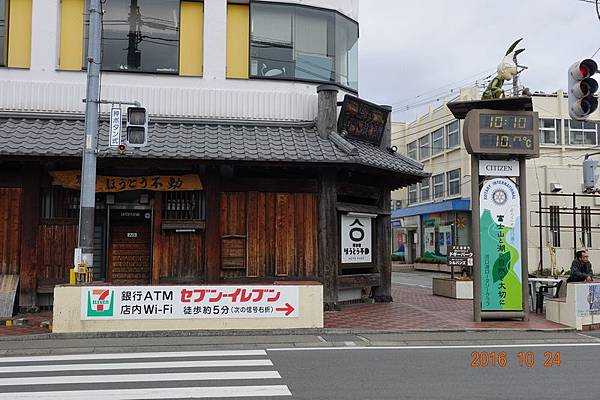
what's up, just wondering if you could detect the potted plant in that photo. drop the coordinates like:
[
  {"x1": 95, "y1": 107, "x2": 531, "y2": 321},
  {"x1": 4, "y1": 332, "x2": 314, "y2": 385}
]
[{"x1": 432, "y1": 266, "x2": 473, "y2": 299}]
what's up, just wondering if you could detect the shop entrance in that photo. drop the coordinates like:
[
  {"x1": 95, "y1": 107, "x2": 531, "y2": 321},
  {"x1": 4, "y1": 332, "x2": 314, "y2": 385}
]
[{"x1": 108, "y1": 209, "x2": 152, "y2": 284}]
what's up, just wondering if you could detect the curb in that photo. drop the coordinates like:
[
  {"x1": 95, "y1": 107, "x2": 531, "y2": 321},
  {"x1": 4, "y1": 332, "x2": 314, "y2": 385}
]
[{"x1": 0, "y1": 325, "x2": 577, "y2": 341}]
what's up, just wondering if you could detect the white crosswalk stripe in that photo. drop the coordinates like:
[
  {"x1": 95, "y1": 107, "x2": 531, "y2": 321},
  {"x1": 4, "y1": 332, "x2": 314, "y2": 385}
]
[{"x1": 0, "y1": 349, "x2": 292, "y2": 399}]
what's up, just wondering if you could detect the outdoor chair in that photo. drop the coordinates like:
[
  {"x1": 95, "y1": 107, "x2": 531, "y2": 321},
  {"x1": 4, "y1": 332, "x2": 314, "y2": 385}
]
[{"x1": 535, "y1": 280, "x2": 563, "y2": 314}]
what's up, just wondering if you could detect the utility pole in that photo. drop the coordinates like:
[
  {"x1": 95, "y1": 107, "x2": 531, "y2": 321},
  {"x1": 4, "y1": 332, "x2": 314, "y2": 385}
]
[{"x1": 76, "y1": 0, "x2": 102, "y2": 277}]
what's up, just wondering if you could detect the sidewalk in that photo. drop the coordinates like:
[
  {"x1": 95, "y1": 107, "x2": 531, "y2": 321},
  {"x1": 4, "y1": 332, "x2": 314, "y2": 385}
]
[
  {"x1": 0, "y1": 282, "x2": 569, "y2": 338},
  {"x1": 324, "y1": 284, "x2": 568, "y2": 331}
]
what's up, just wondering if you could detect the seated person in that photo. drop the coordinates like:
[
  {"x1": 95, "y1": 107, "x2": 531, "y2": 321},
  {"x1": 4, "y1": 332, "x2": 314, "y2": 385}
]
[{"x1": 567, "y1": 250, "x2": 594, "y2": 283}]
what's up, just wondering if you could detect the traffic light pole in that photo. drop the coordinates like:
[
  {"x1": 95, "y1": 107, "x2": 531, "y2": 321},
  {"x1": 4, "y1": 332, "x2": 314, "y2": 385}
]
[{"x1": 76, "y1": 0, "x2": 102, "y2": 276}]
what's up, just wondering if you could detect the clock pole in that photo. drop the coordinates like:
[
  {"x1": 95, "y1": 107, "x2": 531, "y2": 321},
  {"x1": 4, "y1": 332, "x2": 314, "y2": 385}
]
[{"x1": 448, "y1": 97, "x2": 540, "y2": 322}]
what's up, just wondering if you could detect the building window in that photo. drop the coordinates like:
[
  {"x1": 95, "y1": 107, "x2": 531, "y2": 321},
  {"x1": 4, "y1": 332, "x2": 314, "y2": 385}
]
[
  {"x1": 446, "y1": 120, "x2": 459, "y2": 148},
  {"x1": 250, "y1": 3, "x2": 358, "y2": 91},
  {"x1": 0, "y1": 0, "x2": 6, "y2": 67},
  {"x1": 407, "y1": 141, "x2": 417, "y2": 160},
  {"x1": 85, "y1": 0, "x2": 181, "y2": 73},
  {"x1": 447, "y1": 169, "x2": 461, "y2": 196},
  {"x1": 419, "y1": 135, "x2": 430, "y2": 160},
  {"x1": 567, "y1": 120, "x2": 597, "y2": 145},
  {"x1": 431, "y1": 128, "x2": 444, "y2": 155},
  {"x1": 162, "y1": 191, "x2": 205, "y2": 220},
  {"x1": 408, "y1": 184, "x2": 418, "y2": 204},
  {"x1": 433, "y1": 174, "x2": 444, "y2": 199},
  {"x1": 41, "y1": 187, "x2": 80, "y2": 221},
  {"x1": 540, "y1": 119, "x2": 561, "y2": 145},
  {"x1": 420, "y1": 177, "x2": 430, "y2": 202}
]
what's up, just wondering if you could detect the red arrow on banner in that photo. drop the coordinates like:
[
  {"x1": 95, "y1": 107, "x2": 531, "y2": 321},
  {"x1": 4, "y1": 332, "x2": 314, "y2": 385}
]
[{"x1": 275, "y1": 303, "x2": 295, "y2": 316}]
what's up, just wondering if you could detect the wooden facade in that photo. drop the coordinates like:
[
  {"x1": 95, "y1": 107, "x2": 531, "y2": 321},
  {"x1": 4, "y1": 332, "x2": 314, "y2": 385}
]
[
  {"x1": 0, "y1": 161, "x2": 400, "y2": 310},
  {"x1": 0, "y1": 90, "x2": 425, "y2": 312}
]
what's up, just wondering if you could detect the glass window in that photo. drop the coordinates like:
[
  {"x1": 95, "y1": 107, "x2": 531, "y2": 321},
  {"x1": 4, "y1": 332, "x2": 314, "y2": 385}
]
[
  {"x1": 447, "y1": 169, "x2": 460, "y2": 196},
  {"x1": 335, "y1": 13, "x2": 358, "y2": 90},
  {"x1": 419, "y1": 135, "x2": 430, "y2": 160},
  {"x1": 568, "y1": 119, "x2": 597, "y2": 145},
  {"x1": 407, "y1": 141, "x2": 417, "y2": 160},
  {"x1": 446, "y1": 120, "x2": 459, "y2": 148},
  {"x1": 432, "y1": 128, "x2": 444, "y2": 155},
  {"x1": 408, "y1": 184, "x2": 418, "y2": 204},
  {"x1": 433, "y1": 174, "x2": 444, "y2": 198},
  {"x1": 420, "y1": 177, "x2": 430, "y2": 202},
  {"x1": 0, "y1": 0, "x2": 6, "y2": 67},
  {"x1": 540, "y1": 119, "x2": 561, "y2": 145},
  {"x1": 250, "y1": 3, "x2": 358, "y2": 91},
  {"x1": 85, "y1": 0, "x2": 180, "y2": 73}
]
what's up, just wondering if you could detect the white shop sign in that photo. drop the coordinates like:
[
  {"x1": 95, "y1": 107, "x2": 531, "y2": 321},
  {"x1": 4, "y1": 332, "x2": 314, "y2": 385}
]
[
  {"x1": 81, "y1": 286, "x2": 299, "y2": 320},
  {"x1": 341, "y1": 214, "x2": 373, "y2": 263},
  {"x1": 109, "y1": 107, "x2": 122, "y2": 148},
  {"x1": 479, "y1": 159, "x2": 520, "y2": 177}
]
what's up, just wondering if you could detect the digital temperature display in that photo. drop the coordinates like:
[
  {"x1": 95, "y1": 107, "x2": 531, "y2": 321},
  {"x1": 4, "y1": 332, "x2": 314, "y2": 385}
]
[
  {"x1": 463, "y1": 109, "x2": 539, "y2": 157},
  {"x1": 480, "y1": 133, "x2": 534, "y2": 149},
  {"x1": 479, "y1": 114, "x2": 534, "y2": 130}
]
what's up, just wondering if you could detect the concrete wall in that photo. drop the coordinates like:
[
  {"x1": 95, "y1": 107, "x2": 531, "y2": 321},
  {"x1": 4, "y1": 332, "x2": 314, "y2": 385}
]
[{"x1": 53, "y1": 284, "x2": 324, "y2": 333}]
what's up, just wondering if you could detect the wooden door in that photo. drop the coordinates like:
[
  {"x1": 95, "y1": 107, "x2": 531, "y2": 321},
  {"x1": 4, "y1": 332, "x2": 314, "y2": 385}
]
[
  {"x1": 108, "y1": 223, "x2": 151, "y2": 284},
  {"x1": 0, "y1": 188, "x2": 22, "y2": 275}
]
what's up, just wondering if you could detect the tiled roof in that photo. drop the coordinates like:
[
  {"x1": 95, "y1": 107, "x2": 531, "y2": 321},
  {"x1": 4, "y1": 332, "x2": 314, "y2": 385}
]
[{"x1": 0, "y1": 115, "x2": 427, "y2": 180}]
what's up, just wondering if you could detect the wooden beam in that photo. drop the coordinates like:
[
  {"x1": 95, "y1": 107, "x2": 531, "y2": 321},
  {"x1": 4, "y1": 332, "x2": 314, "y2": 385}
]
[
  {"x1": 221, "y1": 178, "x2": 318, "y2": 193},
  {"x1": 205, "y1": 166, "x2": 221, "y2": 282},
  {"x1": 318, "y1": 171, "x2": 338, "y2": 310},
  {"x1": 336, "y1": 202, "x2": 388, "y2": 215},
  {"x1": 151, "y1": 192, "x2": 162, "y2": 284},
  {"x1": 19, "y1": 164, "x2": 40, "y2": 310},
  {"x1": 338, "y1": 273, "x2": 381, "y2": 289},
  {"x1": 373, "y1": 187, "x2": 392, "y2": 303}
]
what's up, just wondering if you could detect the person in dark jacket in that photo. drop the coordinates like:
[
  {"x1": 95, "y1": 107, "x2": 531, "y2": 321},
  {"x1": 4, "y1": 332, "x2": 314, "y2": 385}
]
[{"x1": 567, "y1": 250, "x2": 594, "y2": 283}]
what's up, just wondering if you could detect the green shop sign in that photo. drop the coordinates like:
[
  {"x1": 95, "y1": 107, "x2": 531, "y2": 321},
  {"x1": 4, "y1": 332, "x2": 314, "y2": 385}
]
[{"x1": 479, "y1": 178, "x2": 522, "y2": 311}]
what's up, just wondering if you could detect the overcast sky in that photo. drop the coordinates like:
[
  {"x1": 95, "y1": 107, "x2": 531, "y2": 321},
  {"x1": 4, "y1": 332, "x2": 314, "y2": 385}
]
[{"x1": 358, "y1": 0, "x2": 600, "y2": 122}]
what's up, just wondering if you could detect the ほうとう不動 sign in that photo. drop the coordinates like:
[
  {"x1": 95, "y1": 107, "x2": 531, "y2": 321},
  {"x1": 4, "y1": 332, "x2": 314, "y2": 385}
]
[{"x1": 341, "y1": 215, "x2": 373, "y2": 263}]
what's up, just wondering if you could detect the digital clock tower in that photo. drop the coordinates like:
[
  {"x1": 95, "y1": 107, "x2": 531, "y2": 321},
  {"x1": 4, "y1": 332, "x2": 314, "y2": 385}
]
[{"x1": 449, "y1": 98, "x2": 540, "y2": 323}]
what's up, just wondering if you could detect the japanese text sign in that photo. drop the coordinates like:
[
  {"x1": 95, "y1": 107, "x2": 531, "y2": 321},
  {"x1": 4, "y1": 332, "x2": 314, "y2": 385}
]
[
  {"x1": 447, "y1": 245, "x2": 474, "y2": 267},
  {"x1": 110, "y1": 107, "x2": 122, "y2": 148},
  {"x1": 341, "y1": 214, "x2": 373, "y2": 263},
  {"x1": 82, "y1": 286, "x2": 299, "y2": 320},
  {"x1": 49, "y1": 171, "x2": 203, "y2": 192},
  {"x1": 479, "y1": 178, "x2": 523, "y2": 311}
]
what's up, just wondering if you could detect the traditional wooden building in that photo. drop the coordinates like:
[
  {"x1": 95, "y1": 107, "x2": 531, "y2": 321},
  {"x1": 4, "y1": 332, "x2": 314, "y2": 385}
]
[{"x1": 0, "y1": 0, "x2": 426, "y2": 312}]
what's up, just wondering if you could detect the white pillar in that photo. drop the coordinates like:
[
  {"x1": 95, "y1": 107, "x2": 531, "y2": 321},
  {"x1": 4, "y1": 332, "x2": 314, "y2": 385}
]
[
  {"x1": 30, "y1": 0, "x2": 59, "y2": 74},
  {"x1": 203, "y1": 0, "x2": 227, "y2": 80}
]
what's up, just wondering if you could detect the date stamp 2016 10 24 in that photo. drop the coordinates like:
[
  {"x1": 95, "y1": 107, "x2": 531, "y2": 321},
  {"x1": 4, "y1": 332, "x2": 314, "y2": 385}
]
[{"x1": 469, "y1": 351, "x2": 561, "y2": 368}]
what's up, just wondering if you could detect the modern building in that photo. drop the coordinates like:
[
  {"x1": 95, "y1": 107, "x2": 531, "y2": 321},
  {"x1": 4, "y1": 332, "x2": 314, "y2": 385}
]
[
  {"x1": 392, "y1": 87, "x2": 600, "y2": 272},
  {"x1": 0, "y1": 0, "x2": 427, "y2": 311}
]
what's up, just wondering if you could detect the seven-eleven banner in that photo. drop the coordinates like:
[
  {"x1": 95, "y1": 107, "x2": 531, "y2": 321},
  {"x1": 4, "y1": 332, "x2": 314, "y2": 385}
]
[
  {"x1": 82, "y1": 286, "x2": 299, "y2": 320},
  {"x1": 479, "y1": 178, "x2": 523, "y2": 311}
]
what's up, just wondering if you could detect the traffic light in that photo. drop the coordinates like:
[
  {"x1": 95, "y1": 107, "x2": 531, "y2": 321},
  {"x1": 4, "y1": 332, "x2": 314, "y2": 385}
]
[
  {"x1": 582, "y1": 156, "x2": 598, "y2": 193},
  {"x1": 568, "y1": 59, "x2": 598, "y2": 120},
  {"x1": 125, "y1": 106, "x2": 148, "y2": 147}
]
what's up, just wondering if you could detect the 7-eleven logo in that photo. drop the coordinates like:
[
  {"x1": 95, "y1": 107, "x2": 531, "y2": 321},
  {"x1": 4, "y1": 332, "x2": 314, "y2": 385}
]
[{"x1": 87, "y1": 289, "x2": 114, "y2": 317}]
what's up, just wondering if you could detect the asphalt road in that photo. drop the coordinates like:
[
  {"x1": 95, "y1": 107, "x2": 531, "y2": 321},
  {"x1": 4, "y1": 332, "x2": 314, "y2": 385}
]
[
  {"x1": 270, "y1": 344, "x2": 600, "y2": 400},
  {"x1": 0, "y1": 332, "x2": 598, "y2": 399}
]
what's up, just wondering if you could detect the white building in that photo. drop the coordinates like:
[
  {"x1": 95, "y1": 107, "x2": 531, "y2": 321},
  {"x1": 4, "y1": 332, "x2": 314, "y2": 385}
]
[{"x1": 392, "y1": 87, "x2": 600, "y2": 273}]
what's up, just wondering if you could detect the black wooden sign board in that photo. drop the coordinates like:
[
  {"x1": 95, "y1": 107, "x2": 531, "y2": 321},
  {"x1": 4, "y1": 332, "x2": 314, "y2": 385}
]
[
  {"x1": 337, "y1": 95, "x2": 389, "y2": 145},
  {"x1": 448, "y1": 245, "x2": 474, "y2": 267}
]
